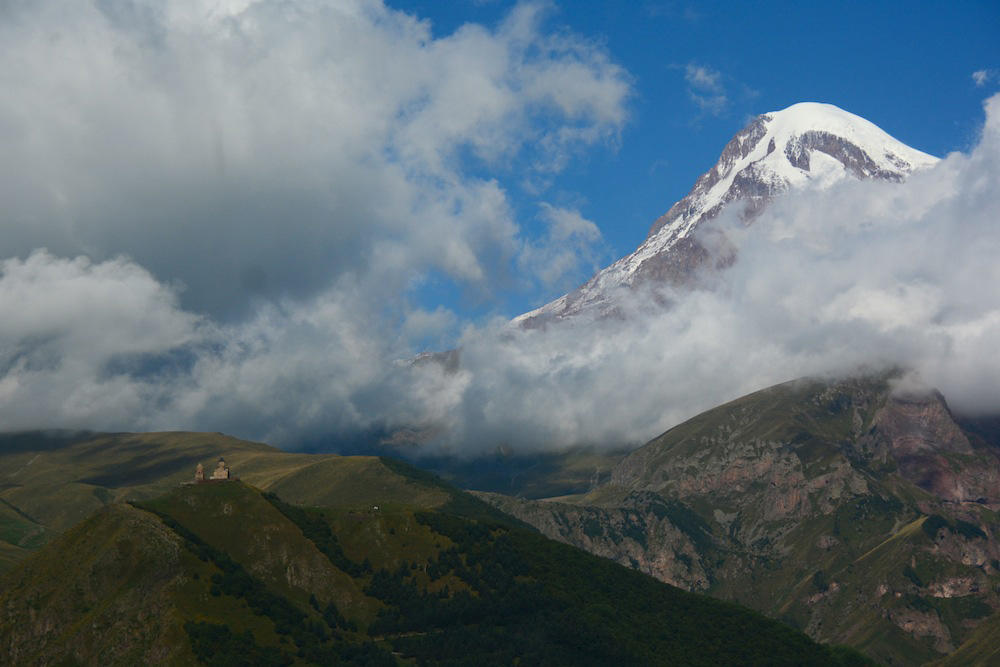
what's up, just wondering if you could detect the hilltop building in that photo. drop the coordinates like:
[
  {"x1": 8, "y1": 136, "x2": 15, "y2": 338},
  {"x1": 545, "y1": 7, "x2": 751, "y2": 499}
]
[
  {"x1": 190, "y1": 457, "x2": 235, "y2": 483},
  {"x1": 211, "y1": 458, "x2": 230, "y2": 480}
]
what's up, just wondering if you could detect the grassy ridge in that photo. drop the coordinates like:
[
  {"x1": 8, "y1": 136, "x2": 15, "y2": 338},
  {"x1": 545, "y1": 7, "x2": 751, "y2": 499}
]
[{"x1": 0, "y1": 431, "x2": 459, "y2": 573}]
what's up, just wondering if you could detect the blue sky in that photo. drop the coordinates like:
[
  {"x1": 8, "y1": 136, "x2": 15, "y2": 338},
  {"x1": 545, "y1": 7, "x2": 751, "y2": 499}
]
[{"x1": 395, "y1": 0, "x2": 1000, "y2": 303}]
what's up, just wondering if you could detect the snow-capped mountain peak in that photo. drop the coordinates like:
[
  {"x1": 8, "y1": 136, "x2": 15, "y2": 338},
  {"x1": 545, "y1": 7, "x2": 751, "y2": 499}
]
[
  {"x1": 692, "y1": 102, "x2": 935, "y2": 212},
  {"x1": 515, "y1": 102, "x2": 938, "y2": 327}
]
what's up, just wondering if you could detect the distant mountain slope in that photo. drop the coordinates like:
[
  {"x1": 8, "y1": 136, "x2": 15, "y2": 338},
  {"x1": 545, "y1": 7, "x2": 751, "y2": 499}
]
[
  {"x1": 516, "y1": 103, "x2": 937, "y2": 326},
  {"x1": 479, "y1": 375, "x2": 1000, "y2": 665},
  {"x1": 0, "y1": 481, "x2": 871, "y2": 666}
]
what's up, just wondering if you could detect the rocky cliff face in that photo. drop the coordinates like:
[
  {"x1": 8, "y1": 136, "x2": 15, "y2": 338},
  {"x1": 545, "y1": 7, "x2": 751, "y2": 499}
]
[
  {"x1": 478, "y1": 375, "x2": 1000, "y2": 666},
  {"x1": 515, "y1": 103, "x2": 937, "y2": 327},
  {"x1": 474, "y1": 490, "x2": 712, "y2": 590},
  {"x1": 870, "y1": 393, "x2": 1000, "y2": 503}
]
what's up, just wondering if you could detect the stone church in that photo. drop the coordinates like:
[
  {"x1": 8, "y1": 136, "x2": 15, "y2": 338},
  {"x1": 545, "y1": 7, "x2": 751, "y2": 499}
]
[{"x1": 193, "y1": 457, "x2": 232, "y2": 483}]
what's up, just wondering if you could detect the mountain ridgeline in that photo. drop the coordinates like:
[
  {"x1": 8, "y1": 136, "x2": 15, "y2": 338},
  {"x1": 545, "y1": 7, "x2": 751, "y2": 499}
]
[
  {"x1": 0, "y1": 453, "x2": 869, "y2": 666},
  {"x1": 477, "y1": 375, "x2": 1000, "y2": 665}
]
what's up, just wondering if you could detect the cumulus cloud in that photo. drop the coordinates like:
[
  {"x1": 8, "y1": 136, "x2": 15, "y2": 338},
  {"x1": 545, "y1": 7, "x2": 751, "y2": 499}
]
[
  {"x1": 0, "y1": 251, "x2": 204, "y2": 430},
  {"x1": 405, "y1": 93, "x2": 1000, "y2": 452},
  {"x1": 1, "y1": 92, "x2": 998, "y2": 449},
  {"x1": 120, "y1": 88, "x2": 998, "y2": 453},
  {"x1": 0, "y1": 0, "x2": 628, "y2": 320}
]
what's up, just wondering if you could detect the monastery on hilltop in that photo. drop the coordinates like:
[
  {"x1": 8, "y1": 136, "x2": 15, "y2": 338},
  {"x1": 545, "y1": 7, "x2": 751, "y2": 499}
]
[{"x1": 192, "y1": 457, "x2": 235, "y2": 483}]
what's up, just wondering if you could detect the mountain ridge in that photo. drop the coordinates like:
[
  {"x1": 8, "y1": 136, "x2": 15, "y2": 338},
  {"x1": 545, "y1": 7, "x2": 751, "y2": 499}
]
[
  {"x1": 1, "y1": 376, "x2": 997, "y2": 664},
  {"x1": 476, "y1": 374, "x2": 1000, "y2": 665}
]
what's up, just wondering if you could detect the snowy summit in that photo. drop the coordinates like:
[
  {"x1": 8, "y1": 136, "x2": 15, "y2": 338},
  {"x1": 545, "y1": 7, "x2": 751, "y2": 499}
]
[{"x1": 516, "y1": 102, "x2": 938, "y2": 326}]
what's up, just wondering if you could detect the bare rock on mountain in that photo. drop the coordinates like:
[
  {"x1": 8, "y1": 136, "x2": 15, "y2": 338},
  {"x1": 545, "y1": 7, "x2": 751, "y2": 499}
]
[{"x1": 872, "y1": 392, "x2": 1000, "y2": 503}]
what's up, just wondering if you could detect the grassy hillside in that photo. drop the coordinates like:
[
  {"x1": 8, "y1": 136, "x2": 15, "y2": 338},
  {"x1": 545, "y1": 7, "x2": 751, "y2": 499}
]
[
  {"x1": 0, "y1": 502, "x2": 194, "y2": 664},
  {"x1": 0, "y1": 480, "x2": 871, "y2": 666},
  {"x1": 0, "y1": 431, "x2": 458, "y2": 573},
  {"x1": 2, "y1": 376, "x2": 996, "y2": 664}
]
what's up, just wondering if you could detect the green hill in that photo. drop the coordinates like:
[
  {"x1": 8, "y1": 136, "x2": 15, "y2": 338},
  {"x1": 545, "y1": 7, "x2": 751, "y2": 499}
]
[
  {"x1": 0, "y1": 431, "x2": 458, "y2": 573},
  {"x1": 2, "y1": 376, "x2": 997, "y2": 664},
  {"x1": 0, "y1": 480, "x2": 870, "y2": 666}
]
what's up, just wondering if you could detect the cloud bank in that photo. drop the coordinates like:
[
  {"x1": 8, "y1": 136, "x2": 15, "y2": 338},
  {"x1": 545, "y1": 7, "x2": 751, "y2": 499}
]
[
  {"x1": 394, "y1": 94, "x2": 1000, "y2": 452},
  {"x1": 0, "y1": 1, "x2": 998, "y2": 455},
  {"x1": 0, "y1": 0, "x2": 625, "y2": 320}
]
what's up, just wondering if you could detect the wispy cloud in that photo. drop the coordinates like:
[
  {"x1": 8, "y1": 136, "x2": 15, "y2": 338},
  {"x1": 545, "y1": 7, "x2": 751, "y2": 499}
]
[
  {"x1": 644, "y1": 2, "x2": 700, "y2": 22},
  {"x1": 973, "y1": 69, "x2": 997, "y2": 87},
  {"x1": 518, "y1": 204, "x2": 606, "y2": 292},
  {"x1": 684, "y1": 62, "x2": 728, "y2": 116}
]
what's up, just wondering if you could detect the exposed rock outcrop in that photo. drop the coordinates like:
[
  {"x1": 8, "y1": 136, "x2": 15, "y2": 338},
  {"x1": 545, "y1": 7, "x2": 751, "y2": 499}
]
[{"x1": 871, "y1": 392, "x2": 1000, "y2": 503}]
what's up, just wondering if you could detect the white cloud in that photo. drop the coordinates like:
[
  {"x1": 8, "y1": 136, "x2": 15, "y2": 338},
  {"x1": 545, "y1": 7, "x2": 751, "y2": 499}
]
[
  {"x1": 403, "y1": 93, "x2": 1000, "y2": 452},
  {"x1": 0, "y1": 0, "x2": 629, "y2": 320},
  {"x1": 0, "y1": 0, "x2": 632, "y2": 444},
  {"x1": 684, "y1": 62, "x2": 728, "y2": 116},
  {"x1": 0, "y1": 250, "x2": 204, "y2": 429},
  {"x1": 517, "y1": 204, "x2": 605, "y2": 291},
  {"x1": 972, "y1": 69, "x2": 996, "y2": 87},
  {"x1": 1, "y1": 90, "x2": 997, "y2": 449}
]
